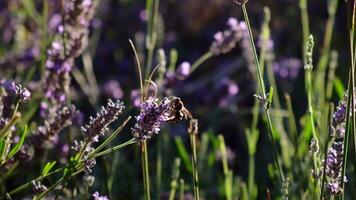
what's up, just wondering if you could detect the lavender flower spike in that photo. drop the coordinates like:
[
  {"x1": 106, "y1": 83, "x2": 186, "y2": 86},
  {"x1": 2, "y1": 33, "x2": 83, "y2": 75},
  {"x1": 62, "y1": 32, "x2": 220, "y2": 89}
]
[
  {"x1": 81, "y1": 99, "x2": 125, "y2": 143},
  {"x1": 132, "y1": 97, "x2": 170, "y2": 141},
  {"x1": 325, "y1": 93, "x2": 348, "y2": 195}
]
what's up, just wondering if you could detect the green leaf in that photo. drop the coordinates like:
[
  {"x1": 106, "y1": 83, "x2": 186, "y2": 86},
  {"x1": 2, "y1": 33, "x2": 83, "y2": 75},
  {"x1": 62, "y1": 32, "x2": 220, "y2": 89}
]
[
  {"x1": 174, "y1": 136, "x2": 192, "y2": 172},
  {"x1": 7, "y1": 126, "x2": 28, "y2": 159},
  {"x1": 41, "y1": 161, "x2": 56, "y2": 176}
]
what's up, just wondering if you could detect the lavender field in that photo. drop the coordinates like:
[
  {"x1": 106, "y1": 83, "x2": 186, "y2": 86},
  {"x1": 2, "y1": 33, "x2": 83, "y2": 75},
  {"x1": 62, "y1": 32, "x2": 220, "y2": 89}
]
[{"x1": 0, "y1": 0, "x2": 353, "y2": 199}]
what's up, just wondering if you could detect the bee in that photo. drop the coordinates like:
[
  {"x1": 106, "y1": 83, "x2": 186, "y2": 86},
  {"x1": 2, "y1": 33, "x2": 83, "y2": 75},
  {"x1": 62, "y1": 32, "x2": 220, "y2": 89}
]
[{"x1": 165, "y1": 97, "x2": 192, "y2": 124}]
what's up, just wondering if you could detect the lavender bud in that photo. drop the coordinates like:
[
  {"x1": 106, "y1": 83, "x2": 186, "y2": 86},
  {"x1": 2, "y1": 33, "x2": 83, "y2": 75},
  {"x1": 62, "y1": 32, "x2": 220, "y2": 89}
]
[
  {"x1": 304, "y1": 35, "x2": 314, "y2": 71},
  {"x1": 309, "y1": 137, "x2": 319, "y2": 155}
]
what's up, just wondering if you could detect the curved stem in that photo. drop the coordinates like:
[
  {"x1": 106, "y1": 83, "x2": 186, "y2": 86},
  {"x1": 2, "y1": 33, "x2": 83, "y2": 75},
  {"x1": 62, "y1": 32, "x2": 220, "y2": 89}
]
[{"x1": 190, "y1": 52, "x2": 213, "y2": 74}]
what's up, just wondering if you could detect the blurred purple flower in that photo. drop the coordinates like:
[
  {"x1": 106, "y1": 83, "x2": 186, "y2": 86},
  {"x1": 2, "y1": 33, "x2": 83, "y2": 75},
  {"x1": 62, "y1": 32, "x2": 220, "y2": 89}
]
[
  {"x1": 216, "y1": 79, "x2": 239, "y2": 107},
  {"x1": 102, "y1": 80, "x2": 124, "y2": 99},
  {"x1": 273, "y1": 58, "x2": 302, "y2": 79},
  {"x1": 32, "y1": 105, "x2": 78, "y2": 148},
  {"x1": 210, "y1": 17, "x2": 243, "y2": 55},
  {"x1": 176, "y1": 62, "x2": 191, "y2": 81},
  {"x1": 130, "y1": 89, "x2": 142, "y2": 108}
]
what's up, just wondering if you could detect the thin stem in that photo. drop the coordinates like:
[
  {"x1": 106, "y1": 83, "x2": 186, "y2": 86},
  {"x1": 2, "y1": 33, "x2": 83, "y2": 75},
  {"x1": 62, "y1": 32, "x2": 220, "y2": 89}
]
[
  {"x1": 306, "y1": 70, "x2": 317, "y2": 138},
  {"x1": 141, "y1": 141, "x2": 151, "y2": 200},
  {"x1": 129, "y1": 39, "x2": 144, "y2": 102},
  {"x1": 92, "y1": 138, "x2": 136, "y2": 159},
  {"x1": 144, "y1": 0, "x2": 159, "y2": 79},
  {"x1": 190, "y1": 52, "x2": 214, "y2": 73},
  {"x1": 189, "y1": 134, "x2": 199, "y2": 200},
  {"x1": 179, "y1": 179, "x2": 185, "y2": 200},
  {"x1": 219, "y1": 135, "x2": 232, "y2": 200},
  {"x1": 89, "y1": 117, "x2": 132, "y2": 157},
  {"x1": 342, "y1": 2, "x2": 356, "y2": 198},
  {"x1": 168, "y1": 158, "x2": 181, "y2": 200},
  {"x1": 299, "y1": 0, "x2": 310, "y2": 64},
  {"x1": 7, "y1": 167, "x2": 63, "y2": 196},
  {"x1": 241, "y1": 4, "x2": 285, "y2": 183}
]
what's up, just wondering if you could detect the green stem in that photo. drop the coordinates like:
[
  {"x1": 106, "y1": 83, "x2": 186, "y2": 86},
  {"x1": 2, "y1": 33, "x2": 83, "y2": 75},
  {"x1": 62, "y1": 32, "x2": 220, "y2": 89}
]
[
  {"x1": 218, "y1": 135, "x2": 232, "y2": 200},
  {"x1": 299, "y1": 0, "x2": 310, "y2": 64},
  {"x1": 179, "y1": 179, "x2": 185, "y2": 200},
  {"x1": 190, "y1": 52, "x2": 213, "y2": 73},
  {"x1": 189, "y1": 134, "x2": 199, "y2": 200},
  {"x1": 141, "y1": 141, "x2": 151, "y2": 200},
  {"x1": 91, "y1": 138, "x2": 136, "y2": 159},
  {"x1": 168, "y1": 158, "x2": 181, "y2": 200},
  {"x1": 306, "y1": 70, "x2": 317, "y2": 138},
  {"x1": 241, "y1": 4, "x2": 285, "y2": 183}
]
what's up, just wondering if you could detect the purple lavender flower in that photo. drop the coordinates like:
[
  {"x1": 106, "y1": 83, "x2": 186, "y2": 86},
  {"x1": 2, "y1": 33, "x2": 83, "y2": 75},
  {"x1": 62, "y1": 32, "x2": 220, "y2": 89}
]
[
  {"x1": 210, "y1": 17, "x2": 243, "y2": 55},
  {"x1": 81, "y1": 99, "x2": 124, "y2": 143},
  {"x1": 131, "y1": 97, "x2": 171, "y2": 141},
  {"x1": 92, "y1": 191, "x2": 109, "y2": 200}
]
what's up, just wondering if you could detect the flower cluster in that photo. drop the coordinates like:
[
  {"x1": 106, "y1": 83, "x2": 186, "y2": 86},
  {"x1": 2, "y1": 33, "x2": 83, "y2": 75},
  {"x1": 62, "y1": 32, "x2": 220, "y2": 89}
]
[
  {"x1": 81, "y1": 99, "x2": 125, "y2": 143},
  {"x1": 73, "y1": 99, "x2": 124, "y2": 178},
  {"x1": 210, "y1": 18, "x2": 243, "y2": 55},
  {"x1": 43, "y1": 0, "x2": 97, "y2": 103},
  {"x1": 325, "y1": 94, "x2": 348, "y2": 195},
  {"x1": 132, "y1": 97, "x2": 171, "y2": 141}
]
